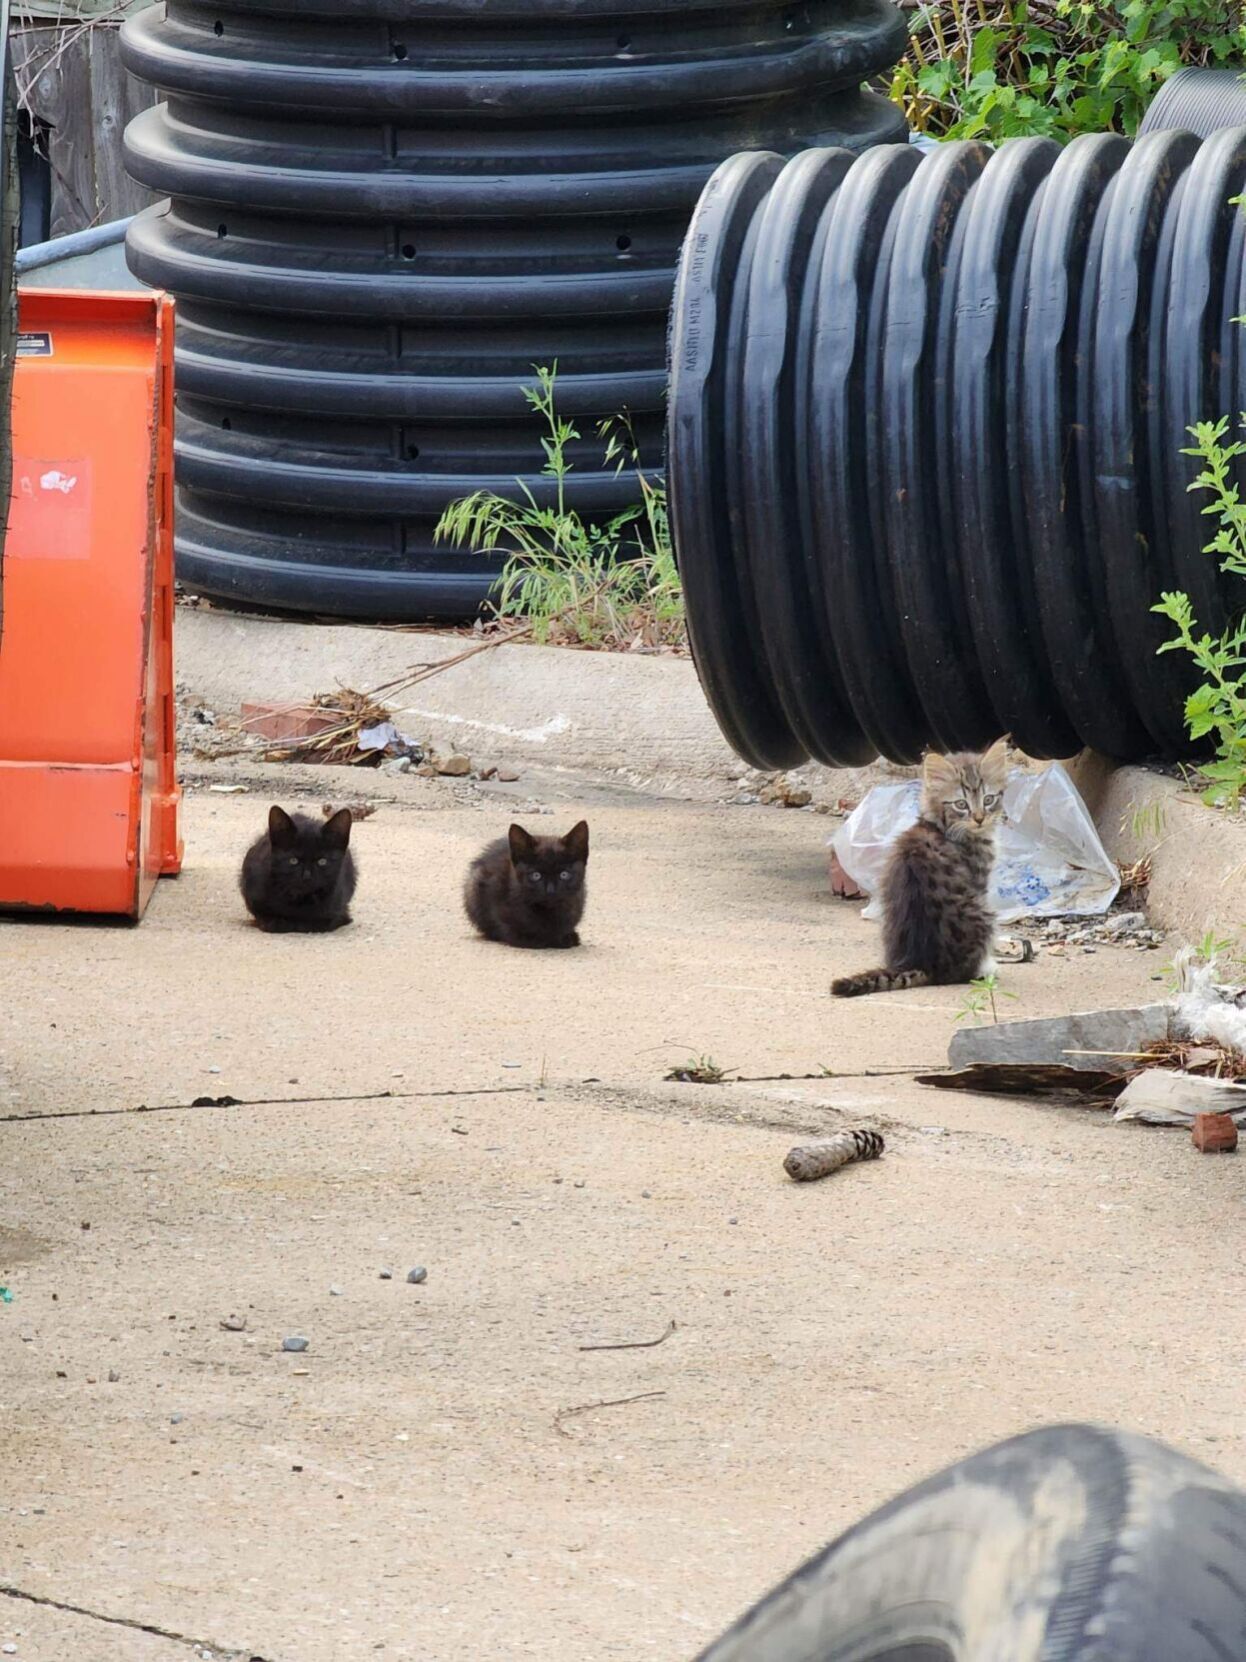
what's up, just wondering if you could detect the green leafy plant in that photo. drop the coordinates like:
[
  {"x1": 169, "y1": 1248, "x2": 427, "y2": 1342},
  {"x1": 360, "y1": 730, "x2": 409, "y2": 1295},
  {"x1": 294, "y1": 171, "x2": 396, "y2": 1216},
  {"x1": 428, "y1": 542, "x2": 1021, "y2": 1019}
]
[
  {"x1": 893, "y1": 2, "x2": 1246, "y2": 143},
  {"x1": 1153, "y1": 415, "x2": 1246, "y2": 807},
  {"x1": 955, "y1": 971, "x2": 1017, "y2": 1025},
  {"x1": 434, "y1": 365, "x2": 683, "y2": 650}
]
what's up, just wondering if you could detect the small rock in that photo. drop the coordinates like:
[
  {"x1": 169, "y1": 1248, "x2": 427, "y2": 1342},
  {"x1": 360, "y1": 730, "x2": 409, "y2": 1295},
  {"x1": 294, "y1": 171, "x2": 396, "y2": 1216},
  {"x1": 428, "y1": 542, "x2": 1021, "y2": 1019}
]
[
  {"x1": 171, "y1": 1413, "x2": 184, "y2": 1425},
  {"x1": 379, "y1": 1268, "x2": 393, "y2": 1280},
  {"x1": 1105, "y1": 911, "x2": 1147, "y2": 936},
  {"x1": 282, "y1": 1336, "x2": 310, "y2": 1353},
  {"x1": 329, "y1": 1285, "x2": 344, "y2": 1297},
  {"x1": 414, "y1": 762, "x2": 436, "y2": 777},
  {"x1": 406, "y1": 1267, "x2": 428, "y2": 1285},
  {"x1": 497, "y1": 767, "x2": 521, "y2": 783},
  {"x1": 384, "y1": 756, "x2": 413, "y2": 775},
  {"x1": 107, "y1": 1369, "x2": 120, "y2": 1383},
  {"x1": 219, "y1": 1314, "x2": 247, "y2": 1332},
  {"x1": 783, "y1": 789, "x2": 812, "y2": 808},
  {"x1": 641, "y1": 1190, "x2": 652, "y2": 1199},
  {"x1": 4, "y1": 1643, "x2": 19, "y2": 1654},
  {"x1": 436, "y1": 754, "x2": 472, "y2": 777}
]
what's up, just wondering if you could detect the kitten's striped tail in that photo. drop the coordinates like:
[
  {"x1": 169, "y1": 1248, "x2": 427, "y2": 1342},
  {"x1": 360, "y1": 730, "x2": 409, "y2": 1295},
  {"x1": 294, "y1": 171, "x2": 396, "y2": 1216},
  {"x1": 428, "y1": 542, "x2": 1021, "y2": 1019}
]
[{"x1": 830, "y1": 967, "x2": 931, "y2": 998}]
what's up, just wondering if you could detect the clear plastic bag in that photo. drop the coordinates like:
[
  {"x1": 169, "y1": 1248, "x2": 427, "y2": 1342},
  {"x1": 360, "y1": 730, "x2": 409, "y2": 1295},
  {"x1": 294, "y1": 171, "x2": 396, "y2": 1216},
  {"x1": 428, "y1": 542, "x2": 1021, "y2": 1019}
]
[{"x1": 830, "y1": 763, "x2": 1120, "y2": 922}]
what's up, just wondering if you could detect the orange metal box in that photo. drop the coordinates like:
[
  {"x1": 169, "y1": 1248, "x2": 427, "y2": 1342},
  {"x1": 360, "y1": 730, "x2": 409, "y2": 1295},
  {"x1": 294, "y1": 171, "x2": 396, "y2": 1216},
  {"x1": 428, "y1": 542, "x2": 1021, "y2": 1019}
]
[{"x1": 0, "y1": 289, "x2": 181, "y2": 918}]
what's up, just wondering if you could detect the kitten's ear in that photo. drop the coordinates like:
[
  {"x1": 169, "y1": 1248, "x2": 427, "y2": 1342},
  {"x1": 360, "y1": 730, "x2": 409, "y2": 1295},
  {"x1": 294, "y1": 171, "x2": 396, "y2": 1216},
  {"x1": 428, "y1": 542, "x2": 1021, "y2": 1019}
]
[
  {"x1": 981, "y1": 736, "x2": 1010, "y2": 784},
  {"x1": 563, "y1": 820, "x2": 589, "y2": 863},
  {"x1": 322, "y1": 807, "x2": 353, "y2": 850},
  {"x1": 922, "y1": 751, "x2": 955, "y2": 788},
  {"x1": 508, "y1": 823, "x2": 537, "y2": 863},
  {"x1": 268, "y1": 806, "x2": 296, "y2": 848}
]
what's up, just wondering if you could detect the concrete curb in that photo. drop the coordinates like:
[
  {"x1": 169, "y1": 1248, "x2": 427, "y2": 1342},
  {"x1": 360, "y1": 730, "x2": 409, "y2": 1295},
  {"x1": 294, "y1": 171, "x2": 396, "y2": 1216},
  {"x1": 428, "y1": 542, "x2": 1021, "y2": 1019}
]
[
  {"x1": 174, "y1": 608, "x2": 903, "y2": 803},
  {"x1": 175, "y1": 608, "x2": 1246, "y2": 941},
  {"x1": 1072, "y1": 756, "x2": 1246, "y2": 943}
]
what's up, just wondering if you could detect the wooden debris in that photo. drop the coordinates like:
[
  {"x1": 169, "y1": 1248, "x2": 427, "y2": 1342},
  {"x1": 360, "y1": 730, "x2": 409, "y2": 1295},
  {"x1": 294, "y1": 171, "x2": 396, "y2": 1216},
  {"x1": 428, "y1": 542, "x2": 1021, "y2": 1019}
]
[
  {"x1": 784, "y1": 1129, "x2": 884, "y2": 1183},
  {"x1": 1113, "y1": 1068, "x2": 1246, "y2": 1127},
  {"x1": 919, "y1": 1063, "x2": 1121, "y2": 1099}
]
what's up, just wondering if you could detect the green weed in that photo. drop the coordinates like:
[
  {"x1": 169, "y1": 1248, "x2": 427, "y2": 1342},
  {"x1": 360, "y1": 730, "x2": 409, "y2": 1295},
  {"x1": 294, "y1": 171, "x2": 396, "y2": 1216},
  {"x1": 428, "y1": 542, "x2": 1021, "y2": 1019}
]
[
  {"x1": 893, "y1": 2, "x2": 1246, "y2": 144},
  {"x1": 1153, "y1": 415, "x2": 1246, "y2": 807},
  {"x1": 955, "y1": 972, "x2": 1017, "y2": 1025},
  {"x1": 663, "y1": 1054, "x2": 736, "y2": 1085},
  {"x1": 434, "y1": 365, "x2": 683, "y2": 651}
]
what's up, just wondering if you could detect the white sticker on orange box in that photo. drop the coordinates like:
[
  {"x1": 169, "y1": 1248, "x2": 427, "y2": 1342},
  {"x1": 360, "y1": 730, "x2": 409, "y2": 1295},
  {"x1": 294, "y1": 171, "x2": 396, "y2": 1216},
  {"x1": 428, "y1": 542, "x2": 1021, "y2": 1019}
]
[{"x1": 7, "y1": 458, "x2": 93, "y2": 557}]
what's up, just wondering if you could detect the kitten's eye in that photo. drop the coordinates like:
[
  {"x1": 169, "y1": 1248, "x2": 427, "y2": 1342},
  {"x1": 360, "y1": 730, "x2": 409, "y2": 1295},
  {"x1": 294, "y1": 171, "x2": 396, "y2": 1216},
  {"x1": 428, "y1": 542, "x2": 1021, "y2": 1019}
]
[
  {"x1": 559, "y1": 869, "x2": 572, "y2": 883},
  {"x1": 288, "y1": 855, "x2": 299, "y2": 866},
  {"x1": 528, "y1": 870, "x2": 543, "y2": 885},
  {"x1": 984, "y1": 794, "x2": 999, "y2": 808},
  {"x1": 954, "y1": 799, "x2": 969, "y2": 812},
  {"x1": 317, "y1": 856, "x2": 328, "y2": 867}
]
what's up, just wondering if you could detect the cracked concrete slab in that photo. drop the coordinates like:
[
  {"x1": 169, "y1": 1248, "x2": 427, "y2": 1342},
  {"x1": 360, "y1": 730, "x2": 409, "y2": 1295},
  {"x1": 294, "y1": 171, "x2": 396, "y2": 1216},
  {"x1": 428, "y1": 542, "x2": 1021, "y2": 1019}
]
[{"x1": 2, "y1": 786, "x2": 1240, "y2": 1661}]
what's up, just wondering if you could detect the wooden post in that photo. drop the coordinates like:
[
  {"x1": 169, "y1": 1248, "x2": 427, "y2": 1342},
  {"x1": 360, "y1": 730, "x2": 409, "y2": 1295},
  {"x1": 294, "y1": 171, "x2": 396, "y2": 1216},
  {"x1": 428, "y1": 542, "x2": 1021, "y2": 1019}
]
[
  {"x1": 0, "y1": 11, "x2": 17, "y2": 648},
  {"x1": 784, "y1": 1129, "x2": 885, "y2": 1183}
]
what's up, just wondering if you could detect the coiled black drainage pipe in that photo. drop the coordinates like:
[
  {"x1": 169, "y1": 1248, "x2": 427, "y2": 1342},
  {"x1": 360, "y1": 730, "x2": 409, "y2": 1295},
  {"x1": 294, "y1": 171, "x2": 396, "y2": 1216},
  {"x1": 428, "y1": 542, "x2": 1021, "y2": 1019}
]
[
  {"x1": 667, "y1": 129, "x2": 1246, "y2": 769},
  {"x1": 1141, "y1": 67, "x2": 1246, "y2": 140},
  {"x1": 120, "y1": 0, "x2": 907, "y2": 622}
]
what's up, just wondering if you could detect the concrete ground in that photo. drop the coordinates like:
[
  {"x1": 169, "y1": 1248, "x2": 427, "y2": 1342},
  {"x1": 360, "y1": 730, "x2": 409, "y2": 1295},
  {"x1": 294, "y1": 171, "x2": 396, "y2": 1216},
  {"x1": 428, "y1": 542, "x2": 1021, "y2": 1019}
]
[{"x1": 2, "y1": 763, "x2": 1243, "y2": 1662}]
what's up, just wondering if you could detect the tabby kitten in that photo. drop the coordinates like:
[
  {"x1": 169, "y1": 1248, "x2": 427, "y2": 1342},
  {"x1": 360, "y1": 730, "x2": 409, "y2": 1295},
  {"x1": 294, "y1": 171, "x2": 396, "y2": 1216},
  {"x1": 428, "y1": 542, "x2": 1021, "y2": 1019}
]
[
  {"x1": 240, "y1": 805, "x2": 357, "y2": 933},
  {"x1": 831, "y1": 739, "x2": 1008, "y2": 997},
  {"x1": 465, "y1": 821, "x2": 589, "y2": 948}
]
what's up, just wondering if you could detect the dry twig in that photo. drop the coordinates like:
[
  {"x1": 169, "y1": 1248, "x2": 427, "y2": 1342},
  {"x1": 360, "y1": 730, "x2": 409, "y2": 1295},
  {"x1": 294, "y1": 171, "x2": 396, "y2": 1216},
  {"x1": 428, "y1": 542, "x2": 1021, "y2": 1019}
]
[
  {"x1": 579, "y1": 1320, "x2": 676, "y2": 1354},
  {"x1": 554, "y1": 1390, "x2": 667, "y2": 1438}
]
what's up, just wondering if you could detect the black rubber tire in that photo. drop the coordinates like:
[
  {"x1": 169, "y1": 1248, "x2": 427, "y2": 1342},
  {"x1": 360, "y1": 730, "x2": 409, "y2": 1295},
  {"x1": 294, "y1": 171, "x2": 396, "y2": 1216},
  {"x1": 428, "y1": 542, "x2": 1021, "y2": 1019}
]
[{"x1": 699, "y1": 1423, "x2": 1246, "y2": 1662}]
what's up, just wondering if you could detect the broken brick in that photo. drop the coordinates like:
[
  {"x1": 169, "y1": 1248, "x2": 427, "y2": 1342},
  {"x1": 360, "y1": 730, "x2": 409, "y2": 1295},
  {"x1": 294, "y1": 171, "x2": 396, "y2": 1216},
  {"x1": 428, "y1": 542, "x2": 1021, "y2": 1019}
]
[
  {"x1": 240, "y1": 701, "x2": 340, "y2": 743},
  {"x1": 1192, "y1": 1112, "x2": 1238, "y2": 1154}
]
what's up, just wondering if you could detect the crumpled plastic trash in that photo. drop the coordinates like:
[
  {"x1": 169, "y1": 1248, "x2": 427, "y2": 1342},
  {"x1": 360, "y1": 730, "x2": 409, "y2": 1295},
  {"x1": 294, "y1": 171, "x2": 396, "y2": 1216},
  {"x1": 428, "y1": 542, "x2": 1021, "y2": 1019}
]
[
  {"x1": 830, "y1": 762, "x2": 1120, "y2": 922},
  {"x1": 357, "y1": 721, "x2": 423, "y2": 761}
]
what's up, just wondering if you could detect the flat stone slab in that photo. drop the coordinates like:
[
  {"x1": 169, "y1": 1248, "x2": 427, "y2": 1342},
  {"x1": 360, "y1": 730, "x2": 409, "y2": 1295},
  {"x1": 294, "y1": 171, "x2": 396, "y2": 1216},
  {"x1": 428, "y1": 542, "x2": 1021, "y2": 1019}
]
[{"x1": 948, "y1": 1004, "x2": 1172, "y2": 1072}]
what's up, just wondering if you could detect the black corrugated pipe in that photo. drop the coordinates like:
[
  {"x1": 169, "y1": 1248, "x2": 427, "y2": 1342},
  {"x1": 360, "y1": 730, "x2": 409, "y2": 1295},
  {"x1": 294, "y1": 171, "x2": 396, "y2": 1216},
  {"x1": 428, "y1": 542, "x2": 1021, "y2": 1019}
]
[
  {"x1": 666, "y1": 130, "x2": 1246, "y2": 769},
  {"x1": 1141, "y1": 66, "x2": 1246, "y2": 139},
  {"x1": 120, "y1": 0, "x2": 907, "y2": 622}
]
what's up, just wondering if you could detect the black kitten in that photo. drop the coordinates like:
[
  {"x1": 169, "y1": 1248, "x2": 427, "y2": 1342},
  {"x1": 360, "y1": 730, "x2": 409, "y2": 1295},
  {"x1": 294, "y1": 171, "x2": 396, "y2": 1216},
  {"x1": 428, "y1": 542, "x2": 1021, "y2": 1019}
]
[
  {"x1": 464, "y1": 821, "x2": 589, "y2": 948},
  {"x1": 240, "y1": 806, "x2": 357, "y2": 933}
]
